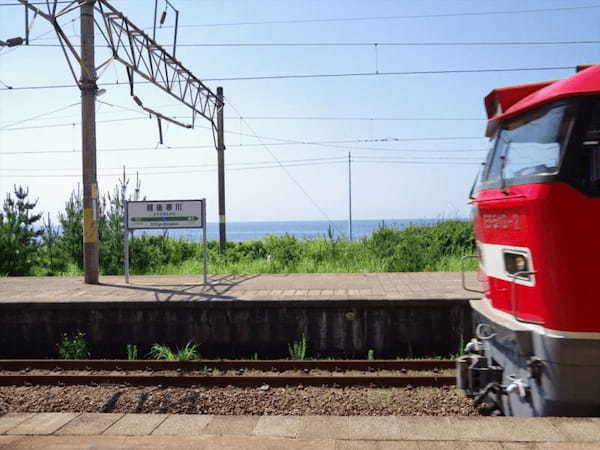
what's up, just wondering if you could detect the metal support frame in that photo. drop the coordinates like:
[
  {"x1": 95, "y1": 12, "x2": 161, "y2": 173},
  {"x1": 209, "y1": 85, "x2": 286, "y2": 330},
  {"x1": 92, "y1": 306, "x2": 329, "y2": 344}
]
[
  {"x1": 17, "y1": 0, "x2": 223, "y2": 130},
  {"x1": 153, "y1": 0, "x2": 179, "y2": 57},
  {"x1": 16, "y1": 0, "x2": 225, "y2": 284}
]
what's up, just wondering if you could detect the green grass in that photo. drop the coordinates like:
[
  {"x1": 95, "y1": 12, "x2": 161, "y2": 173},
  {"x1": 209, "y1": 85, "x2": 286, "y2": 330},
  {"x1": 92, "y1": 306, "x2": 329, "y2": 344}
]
[
  {"x1": 148, "y1": 343, "x2": 201, "y2": 361},
  {"x1": 126, "y1": 344, "x2": 139, "y2": 360},
  {"x1": 288, "y1": 334, "x2": 308, "y2": 360},
  {"x1": 141, "y1": 220, "x2": 477, "y2": 275},
  {"x1": 30, "y1": 220, "x2": 478, "y2": 276}
]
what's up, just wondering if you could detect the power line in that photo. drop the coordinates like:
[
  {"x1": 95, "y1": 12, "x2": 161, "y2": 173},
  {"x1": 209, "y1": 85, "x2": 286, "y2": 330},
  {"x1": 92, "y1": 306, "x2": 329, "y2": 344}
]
[
  {"x1": 224, "y1": 116, "x2": 484, "y2": 121},
  {"x1": 0, "y1": 144, "x2": 486, "y2": 156},
  {"x1": 205, "y1": 66, "x2": 575, "y2": 82},
  {"x1": 0, "y1": 156, "x2": 351, "y2": 172},
  {"x1": 0, "y1": 159, "x2": 480, "y2": 178},
  {"x1": 1, "y1": 98, "x2": 484, "y2": 124},
  {"x1": 0, "y1": 113, "x2": 486, "y2": 142},
  {"x1": 225, "y1": 96, "x2": 344, "y2": 234},
  {"x1": 0, "y1": 102, "x2": 80, "y2": 130},
  {"x1": 0, "y1": 161, "x2": 347, "y2": 178},
  {"x1": 0, "y1": 65, "x2": 576, "y2": 90},
  {"x1": 21, "y1": 39, "x2": 600, "y2": 48},
  {"x1": 0, "y1": 112, "x2": 484, "y2": 124},
  {"x1": 161, "y1": 4, "x2": 600, "y2": 28},
  {"x1": 1, "y1": 154, "x2": 481, "y2": 172},
  {"x1": 1, "y1": 116, "x2": 482, "y2": 131},
  {"x1": 176, "y1": 40, "x2": 600, "y2": 48},
  {"x1": 0, "y1": 111, "x2": 487, "y2": 143},
  {"x1": 0, "y1": 1, "x2": 72, "y2": 5},
  {"x1": 0, "y1": 116, "x2": 149, "y2": 131}
]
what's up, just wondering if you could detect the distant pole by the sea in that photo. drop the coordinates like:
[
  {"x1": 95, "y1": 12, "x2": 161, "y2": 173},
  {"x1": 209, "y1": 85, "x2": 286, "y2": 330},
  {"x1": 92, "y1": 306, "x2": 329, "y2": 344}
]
[{"x1": 348, "y1": 152, "x2": 353, "y2": 241}]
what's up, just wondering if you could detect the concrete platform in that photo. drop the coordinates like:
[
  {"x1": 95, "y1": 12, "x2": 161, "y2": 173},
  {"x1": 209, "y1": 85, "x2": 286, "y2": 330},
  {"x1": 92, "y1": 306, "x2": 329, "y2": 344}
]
[
  {"x1": 0, "y1": 272, "x2": 479, "y2": 303},
  {"x1": 1, "y1": 412, "x2": 599, "y2": 449},
  {"x1": 0, "y1": 272, "x2": 480, "y2": 359}
]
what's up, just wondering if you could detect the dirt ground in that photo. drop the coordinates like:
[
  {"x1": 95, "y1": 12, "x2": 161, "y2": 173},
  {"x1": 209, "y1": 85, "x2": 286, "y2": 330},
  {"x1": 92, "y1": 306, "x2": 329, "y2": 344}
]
[{"x1": 0, "y1": 384, "x2": 476, "y2": 416}]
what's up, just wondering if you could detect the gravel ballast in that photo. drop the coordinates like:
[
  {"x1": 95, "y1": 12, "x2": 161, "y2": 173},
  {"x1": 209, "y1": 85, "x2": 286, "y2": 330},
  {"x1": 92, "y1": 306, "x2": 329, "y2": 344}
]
[{"x1": 0, "y1": 385, "x2": 476, "y2": 416}]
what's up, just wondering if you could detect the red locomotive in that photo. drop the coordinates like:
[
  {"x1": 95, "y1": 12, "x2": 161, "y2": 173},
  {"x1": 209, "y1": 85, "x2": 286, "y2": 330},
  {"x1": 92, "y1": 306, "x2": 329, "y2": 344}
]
[{"x1": 458, "y1": 65, "x2": 600, "y2": 416}]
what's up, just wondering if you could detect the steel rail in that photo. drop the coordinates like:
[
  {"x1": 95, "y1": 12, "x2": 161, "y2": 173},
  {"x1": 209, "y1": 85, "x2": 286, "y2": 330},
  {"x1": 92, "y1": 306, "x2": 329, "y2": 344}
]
[
  {"x1": 0, "y1": 374, "x2": 455, "y2": 388},
  {"x1": 0, "y1": 359, "x2": 455, "y2": 372}
]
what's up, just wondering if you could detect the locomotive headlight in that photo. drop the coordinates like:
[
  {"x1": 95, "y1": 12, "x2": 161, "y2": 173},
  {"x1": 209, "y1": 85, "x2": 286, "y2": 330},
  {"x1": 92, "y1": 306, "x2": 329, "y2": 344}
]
[
  {"x1": 503, "y1": 251, "x2": 530, "y2": 279},
  {"x1": 515, "y1": 255, "x2": 527, "y2": 272}
]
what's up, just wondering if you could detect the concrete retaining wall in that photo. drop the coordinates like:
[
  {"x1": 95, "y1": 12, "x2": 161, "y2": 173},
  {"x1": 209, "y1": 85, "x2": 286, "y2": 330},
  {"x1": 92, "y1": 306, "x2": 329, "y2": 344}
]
[{"x1": 0, "y1": 300, "x2": 472, "y2": 359}]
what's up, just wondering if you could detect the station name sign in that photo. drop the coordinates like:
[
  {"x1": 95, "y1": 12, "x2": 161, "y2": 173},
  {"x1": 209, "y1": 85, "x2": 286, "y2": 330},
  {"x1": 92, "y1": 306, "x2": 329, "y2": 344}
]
[{"x1": 127, "y1": 200, "x2": 205, "y2": 230}]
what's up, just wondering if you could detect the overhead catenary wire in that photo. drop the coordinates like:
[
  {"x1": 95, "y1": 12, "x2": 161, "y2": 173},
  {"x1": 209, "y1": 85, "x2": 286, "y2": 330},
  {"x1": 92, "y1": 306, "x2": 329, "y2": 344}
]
[
  {"x1": 0, "y1": 154, "x2": 481, "y2": 172},
  {"x1": 0, "y1": 112, "x2": 485, "y2": 124},
  {"x1": 0, "y1": 65, "x2": 577, "y2": 91},
  {"x1": 155, "y1": 4, "x2": 600, "y2": 28},
  {"x1": 0, "y1": 144, "x2": 486, "y2": 156},
  {"x1": 20, "y1": 39, "x2": 600, "y2": 48},
  {"x1": 0, "y1": 114, "x2": 487, "y2": 143},
  {"x1": 0, "y1": 102, "x2": 80, "y2": 130},
  {"x1": 0, "y1": 156, "x2": 351, "y2": 172},
  {"x1": 0, "y1": 99, "x2": 485, "y2": 124},
  {"x1": 223, "y1": 95, "x2": 346, "y2": 235},
  {"x1": 0, "y1": 1, "x2": 73, "y2": 6},
  {"x1": 0, "y1": 159, "x2": 480, "y2": 179}
]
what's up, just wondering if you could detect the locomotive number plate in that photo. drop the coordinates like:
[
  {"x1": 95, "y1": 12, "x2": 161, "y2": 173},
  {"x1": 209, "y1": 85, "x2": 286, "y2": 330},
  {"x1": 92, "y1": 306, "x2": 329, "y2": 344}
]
[{"x1": 482, "y1": 213, "x2": 521, "y2": 231}]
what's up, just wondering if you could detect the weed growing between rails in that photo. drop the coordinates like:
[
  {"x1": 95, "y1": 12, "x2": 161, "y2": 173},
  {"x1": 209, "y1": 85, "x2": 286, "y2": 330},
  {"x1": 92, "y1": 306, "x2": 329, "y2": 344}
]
[
  {"x1": 126, "y1": 344, "x2": 138, "y2": 360},
  {"x1": 289, "y1": 335, "x2": 308, "y2": 360},
  {"x1": 57, "y1": 332, "x2": 90, "y2": 359},
  {"x1": 149, "y1": 343, "x2": 201, "y2": 361}
]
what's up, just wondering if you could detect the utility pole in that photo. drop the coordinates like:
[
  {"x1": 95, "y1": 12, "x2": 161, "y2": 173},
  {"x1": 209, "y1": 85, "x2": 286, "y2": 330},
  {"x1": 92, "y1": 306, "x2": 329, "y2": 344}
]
[
  {"x1": 217, "y1": 86, "x2": 226, "y2": 254},
  {"x1": 80, "y1": 0, "x2": 99, "y2": 284},
  {"x1": 348, "y1": 151, "x2": 353, "y2": 241},
  {"x1": 17, "y1": 0, "x2": 222, "y2": 274}
]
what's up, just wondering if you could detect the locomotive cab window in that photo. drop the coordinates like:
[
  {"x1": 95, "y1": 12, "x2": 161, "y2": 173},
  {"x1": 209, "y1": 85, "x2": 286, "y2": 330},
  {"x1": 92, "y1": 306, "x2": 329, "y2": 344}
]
[{"x1": 483, "y1": 100, "x2": 575, "y2": 185}]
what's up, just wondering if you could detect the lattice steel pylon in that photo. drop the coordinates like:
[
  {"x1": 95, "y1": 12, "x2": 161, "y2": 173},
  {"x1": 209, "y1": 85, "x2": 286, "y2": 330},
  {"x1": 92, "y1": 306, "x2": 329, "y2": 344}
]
[
  {"x1": 15, "y1": 0, "x2": 225, "y2": 283},
  {"x1": 17, "y1": 0, "x2": 222, "y2": 130}
]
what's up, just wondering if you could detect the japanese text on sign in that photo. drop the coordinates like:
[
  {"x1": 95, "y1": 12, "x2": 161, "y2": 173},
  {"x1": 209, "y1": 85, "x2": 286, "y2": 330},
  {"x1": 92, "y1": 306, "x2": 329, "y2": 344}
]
[{"x1": 127, "y1": 200, "x2": 204, "y2": 230}]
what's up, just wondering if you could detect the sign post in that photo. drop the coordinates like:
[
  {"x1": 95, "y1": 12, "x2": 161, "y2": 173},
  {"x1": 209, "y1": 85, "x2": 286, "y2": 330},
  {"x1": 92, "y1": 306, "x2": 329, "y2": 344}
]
[{"x1": 123, "y1": 199, "x2": 208, "y2": 284}]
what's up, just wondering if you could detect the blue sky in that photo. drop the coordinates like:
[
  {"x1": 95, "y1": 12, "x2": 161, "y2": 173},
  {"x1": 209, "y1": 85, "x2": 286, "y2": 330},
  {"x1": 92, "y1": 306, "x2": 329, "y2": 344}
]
[{"x1": 1, "y1": 0, "x2": 599, "y2": 224}]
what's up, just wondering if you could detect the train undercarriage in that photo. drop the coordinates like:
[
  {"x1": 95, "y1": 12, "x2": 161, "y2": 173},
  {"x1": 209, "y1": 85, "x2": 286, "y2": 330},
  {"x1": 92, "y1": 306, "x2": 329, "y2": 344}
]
[{"x1": 458, "y1": 299, "x2": 600, "y2": 417}]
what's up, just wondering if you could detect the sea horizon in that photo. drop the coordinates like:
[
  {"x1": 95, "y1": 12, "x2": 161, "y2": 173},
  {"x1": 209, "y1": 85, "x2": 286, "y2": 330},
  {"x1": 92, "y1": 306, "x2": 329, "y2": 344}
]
[{"x1": 158, "y1": 217, "x2": 470, "y2": 242}]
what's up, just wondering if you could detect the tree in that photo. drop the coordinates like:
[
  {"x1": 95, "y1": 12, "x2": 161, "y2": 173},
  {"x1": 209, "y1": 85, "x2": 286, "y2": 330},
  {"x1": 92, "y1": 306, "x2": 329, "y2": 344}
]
[
  {"x1": 39, "y1": 212, "x2": 68, "y2": 275},
  {"x1": 0, "y1": 185, "x2": 42, "y2": 276},
  {"x1": 58, "y1": 186, "x2": 84, "y2": 269},
  {"x1": 99, "y1": 172, "x2": 128, "y2": 274}
]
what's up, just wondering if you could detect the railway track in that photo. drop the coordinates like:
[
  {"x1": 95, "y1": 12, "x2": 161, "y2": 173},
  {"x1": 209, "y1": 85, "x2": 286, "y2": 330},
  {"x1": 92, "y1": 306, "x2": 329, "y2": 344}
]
[{"x1": 0, "y1": 359, "x2": 456, "y2": 388}]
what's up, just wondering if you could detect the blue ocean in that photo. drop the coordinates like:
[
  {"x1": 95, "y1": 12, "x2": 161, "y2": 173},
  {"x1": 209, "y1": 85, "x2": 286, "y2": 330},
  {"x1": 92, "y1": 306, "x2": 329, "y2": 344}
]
[{"x1": 157, "y1": 218, "x2": 461, "y2": 242}]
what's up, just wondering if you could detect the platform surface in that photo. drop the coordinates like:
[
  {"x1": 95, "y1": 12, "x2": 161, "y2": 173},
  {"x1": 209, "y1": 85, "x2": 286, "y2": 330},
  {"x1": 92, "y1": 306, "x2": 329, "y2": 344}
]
[
  {"x1": 1, "y1": 412, "x2": 599, "y2": 449},
  {"x1": 0, "y1": 272, "x2": 480, "y2": 303}
]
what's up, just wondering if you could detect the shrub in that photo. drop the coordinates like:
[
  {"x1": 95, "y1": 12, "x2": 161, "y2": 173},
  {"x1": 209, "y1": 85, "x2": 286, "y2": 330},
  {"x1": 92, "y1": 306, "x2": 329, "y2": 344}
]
[
  {"x1": 58, "y1": 332, "x2": 90, "y2": 359},
  {"x1": 263, "y1": 234, "x2": 300, "y2": 271}
]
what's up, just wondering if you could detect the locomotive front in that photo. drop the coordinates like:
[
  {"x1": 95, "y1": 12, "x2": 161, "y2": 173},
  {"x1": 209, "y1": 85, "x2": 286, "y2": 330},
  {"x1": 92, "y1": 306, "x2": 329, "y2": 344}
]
[{"x1": 458, "y1": 65, "x2": 600, "y2": 416}]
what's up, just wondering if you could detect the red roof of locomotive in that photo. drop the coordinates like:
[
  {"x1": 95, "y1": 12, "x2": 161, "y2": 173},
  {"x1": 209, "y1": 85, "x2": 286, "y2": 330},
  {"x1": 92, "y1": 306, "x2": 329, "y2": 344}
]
[{"x1": 486, "y1": 65, "x2": 600, "y2": 122}]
